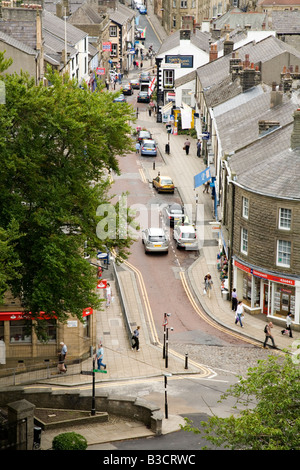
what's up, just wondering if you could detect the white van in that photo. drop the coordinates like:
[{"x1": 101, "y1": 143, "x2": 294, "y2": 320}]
[{"x1": 173, "y1": 225, "x2": 198, "y2": 250}]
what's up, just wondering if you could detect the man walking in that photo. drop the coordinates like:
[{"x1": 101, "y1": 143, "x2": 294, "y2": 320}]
[
  {"x1": 263, "y1": 322, "x2": 276, "y2": 349},
  {"x1": 132, "y1": 326, "x2": 140, "y2": 351},
  {"x1": 96, "y1": 343, "x2": 106, "y2": 370},
  {"x1": 183, "y1": 138, "x2": 190, "y2": 155}
]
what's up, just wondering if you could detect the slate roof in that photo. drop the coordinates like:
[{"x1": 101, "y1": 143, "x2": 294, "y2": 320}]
[
  {"x1": 270, "y1": 10, "x2": 300, "y2": 34},
  {"x1": 229, "y1": 122, "x2": 300, "y2": 200},
  {"x1": 0, "y1": 18, "x2": 37, "y2": 50},
  {"x1": 214, "y1": 85, "x2": 296, "y2": 155},
  {"x1": 257, "y1": 0, "x2": 300, "y2": 6},
  {"x1": 43, "y1": 9, "x2": 87, "y2": 46},
  {"x1": 197, "y1": 35, "x2": 300, "y2": 91},
  {"x1": 212, "y1": 8, "x2": 268, "y2": 31},
  {"x1": 174, "y1": 70, "x2": 196, "y2": 87},
  {"x1": 157, "y1": 29, "x2": 211, "y2": 56},
  {"x1": 0, "y1": 30, "x2": 37, "y2": 56},
  {"x1": 110, "y1": 3, "x2": 135, "y2": 25}
]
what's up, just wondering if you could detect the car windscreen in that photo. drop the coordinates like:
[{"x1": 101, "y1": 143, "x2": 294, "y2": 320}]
[
  {"x1": 181, "y1": 232, "x2": 196, "y2": 239},
  {"x1": 143, "y1": 143, "x2": 155, "y2": 148},
  {"x1": 170, "y1": 209, "x2": 183, "y2": 214},
  {"x1": 149, "y1": 236, "x2": 166, "y2": 242},
  {"x1": 161, "y1": 179, "x2": 173, "y2": 185}
]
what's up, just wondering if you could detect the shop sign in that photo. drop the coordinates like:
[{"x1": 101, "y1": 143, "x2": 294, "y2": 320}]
[
  {"x1": 103, "y1": 42, "x2": 112, "y2": 51},
  {"x1": 234, "y1": 260, "x2": 295, "y2": 285},
  {"x1": 96, "y1": 67, "x2": 105, "y2": 75},
  {"x1": 97, "y1": 279, "x2": 107, "y2": 289}
]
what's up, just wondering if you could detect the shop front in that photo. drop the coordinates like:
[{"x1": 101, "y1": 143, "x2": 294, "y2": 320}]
[{"x1": 233, "y1": 258, "x2": 300, "y2": 326}]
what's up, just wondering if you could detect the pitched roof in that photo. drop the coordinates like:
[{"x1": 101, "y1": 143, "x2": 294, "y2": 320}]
[
  {"x1": 0, "y1": 30, "x2": 37, "y2": 56},
  {"x1": 213, "y1": 9, "x2": 268, "y2": 31},
  {"x1": 270, "y1": 10, "x2": 300, "y2": 33},
  {"x1": 43, "y1": 9, "x2": 88, "y2": 46},
  {"x1": 157, "y1": 29, "x2": 211, "y2": 56}
]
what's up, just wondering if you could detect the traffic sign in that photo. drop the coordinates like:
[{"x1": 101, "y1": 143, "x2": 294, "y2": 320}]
[{"x1": 97, "y1": 279, "x2": 107, "y2": 289}]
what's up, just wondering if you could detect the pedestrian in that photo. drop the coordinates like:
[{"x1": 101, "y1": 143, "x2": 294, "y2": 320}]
[
  {"x1": 263, "y1": 322, "x2": 276, "y2": 349},
  {"x1": 133, "y1": 60, "x2": 136, "y2": 69},
  {"x1": 235, "y1": 301, "x2": 244, "y2": 327},
  {"x1": 105, "y1": 78, "x2": 109, "y2": 90},
  {"x1": 96, "y1": 343, "x2": 106, "y2": 370},
  {"x1": 204, "y1": 273, "x2": 213, "y2": 298},
  {"x1": 132, "y1": 326, "x2": 140, "y2": 351},
  {"x1": 183, "y1": 138, "x2": 190, "y2": 155},
  {"x1": 203, "y1": 181, "x2": 210, "y2": 193},
  {"x1": 148, "y1": 105, "x2": 152, "y2": 117},
  {"x1": 140, "y1": 62, "x2": 143, "y2": 69},
  {"x1": 196, "y1": 139, "x2": 202, "y2": 157},
  {"x1": 281, "y1": 312, "x2": 293, "y2": 338},
  {"x1": 58, "y1": 342, "x2": 67, "y2": 373},
  {"x1": 135, "y1": 141, "x2": 140, "y2": 154},
  {"x1": 231, "y1": 288, "x2": 238, "y2": 312},
  {"x1": 136, "y1": 60, "x2": 139, "y2": 68},
  {"x1": 105, "y1": 282, "x2": 112, "y2": 308}
]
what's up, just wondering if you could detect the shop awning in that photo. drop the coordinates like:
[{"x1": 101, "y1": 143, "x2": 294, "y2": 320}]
[
  {"x1": 0, "y1": 308, "x2": 93, "y2": 321},
  {"x1": 162, "y1": 101, "x2": 173, "y2": 113}
]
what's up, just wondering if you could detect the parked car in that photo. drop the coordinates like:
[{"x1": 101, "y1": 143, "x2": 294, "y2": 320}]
[
  {"x1": 142, "y1": 228, "x2": 169, "y2": 253},
  {"x1": 113, "y1": 94, "x2": 126, "y2": 103},
  {"x1": 163, "y1": 203, "x2": 185, "y2": 226},
  {"x1": 139, "y1": 71, "x2": 151, "y2": 83},
  {"x1": 137, "y1": 129, "x2": 151, "y2": 142},
  {"x1": 141, "y1": 139, "x2": 157, "y2": 156},
  {"x1": 139, "y1": 5, "x2": 147, "y2": 14},
  {"x1": 152, "y1": 175, "x2": 174, "y2": 193},
  {"x1": 137, "y1": 91, "x2": 150, "y2": 103},
  {"x1": 173, "y1": 224, "x2": 198, "y2": 250},
  {"x1": 121, "y1": 83, "x2": 133, "y2": 95},
  {"x1": 130, "y1": 78, "x2": 140, "y2": 89}
]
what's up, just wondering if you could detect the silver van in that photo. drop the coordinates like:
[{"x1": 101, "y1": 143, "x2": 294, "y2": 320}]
[{"x1": 173, "y1": 224, "x2": 198, "y2": 250}]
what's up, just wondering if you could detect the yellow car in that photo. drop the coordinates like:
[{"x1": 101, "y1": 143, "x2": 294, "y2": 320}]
[{"x1": 152, "y1": 175, "x2": 174, "y2": 193}]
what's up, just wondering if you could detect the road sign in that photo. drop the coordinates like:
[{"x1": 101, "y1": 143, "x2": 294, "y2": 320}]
[
  {"x1": 93, "y1": 369, "x2": 107, "y2": 373},
  {"x1": 97, "y1": 279, "x2": 107, "y2": 289}
]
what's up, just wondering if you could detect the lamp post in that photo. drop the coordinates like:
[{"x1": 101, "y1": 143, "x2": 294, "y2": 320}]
[
  {"x1": 163, "y1": 313, "x2": 171, "y2": 359},
  {"x1": 164, "y1": 373, "x2": 172, "y2": 419},
  {"x1": 165, "y1": 326, "x2": 173, "y2": 369}
]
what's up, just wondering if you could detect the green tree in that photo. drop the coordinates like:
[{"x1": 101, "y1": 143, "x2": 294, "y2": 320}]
[
  {"x1": 0, "y1": 66, "x2": 136, "y2": 326},
  {"x1": 181, "y1": 353, "x2": 300, "y2": 450}
]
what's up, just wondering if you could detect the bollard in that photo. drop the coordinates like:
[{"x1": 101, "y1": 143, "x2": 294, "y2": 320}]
[
  {"x1": 153, "y1": 162, "x2": 155, "y2": 170},
  {"x1": 185, "y1": 353, "x2": 188, "y2": 369}
]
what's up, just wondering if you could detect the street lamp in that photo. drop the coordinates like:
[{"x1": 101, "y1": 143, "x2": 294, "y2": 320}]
[
  {"x1": 165, "y1": 326, "x2": 173, "y2": 369},
  {"x1": 163, "y1": 313, "x2": 171, "y2": 359},
  {"x1": 163, "y1": 372, "x2": 172, "y2": 419}
]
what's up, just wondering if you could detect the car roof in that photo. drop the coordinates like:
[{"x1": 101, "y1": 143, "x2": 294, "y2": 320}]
[
  {"x1": 148, "y1": 228, "x2": 165, "y2": 235},
  {"x1": 139, "y1": 130, "x2": 150, "y2": 134},
  {"x1": 177, "y1": 224, "x2": 195, "y2": 232}
]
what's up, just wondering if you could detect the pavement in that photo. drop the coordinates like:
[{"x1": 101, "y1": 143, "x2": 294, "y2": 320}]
[{"x1": 38, "y1": 4, "x2": 299, "y2": 450}]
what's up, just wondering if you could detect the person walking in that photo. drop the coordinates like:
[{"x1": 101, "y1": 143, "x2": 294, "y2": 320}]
[
  {"x1": 135, "y1": 141, "x2": 141, "y2": 154},
  {"x1": 58, "y1": 342, "x2": 67, "y2": 373},
  {"x1": 183, "y1": 138, "x2": 190, "y2": 155},
  {"x1": 203, "y1": 181, "x2": 210, "y2": 193},
  {"x1": 235, "y1": 301, "x2": 244, "y2": 327},
  {"x1": 196, "y1": 139, "x2": 202, "y2": 157},
  {"x1": 132, "y1": 326, "x2": 140, "y2": 351},
  {"x1": 105, "y1": 282, "x2": 112, "y2": 308},
  {"x1": 96, "y1": 343, "x2": 106, "y2": 370},
  {"x1": 204, "y1": 273, "x2": 213, "y2": 298},
  {"x1": 281, "y1": 312, "x2": 293, "y2": 338},
  {"x1": 231, "y1": 288, "x2": 238, "y2": 312},
  {"x1": 263, "y1": 322, "x2": 277, "y2": 349}
]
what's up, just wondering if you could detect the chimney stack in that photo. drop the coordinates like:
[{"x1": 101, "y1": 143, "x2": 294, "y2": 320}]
[
  {"x1": 291, "y1": 108, "x2": 300, "y2": 150},
  {"x1": 270, "y1": 82, "x2": 283, "y2": 108},
  {"x1": 223, "y1": 33, "x2": 234, "y2": 56},
  {"x1": 209, "y1": 44, "x2": 218, "y2": 62},
  {"x1": 229, "y1": 51, "x2": 242, "y2": 80}
]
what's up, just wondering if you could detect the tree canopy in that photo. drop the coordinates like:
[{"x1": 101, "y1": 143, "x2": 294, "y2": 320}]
[
  {"x1": 181, "y1": 353, "x2": 300, "y2": 450},
  {"x1": 0, "y1": 61, "x2": 136, "y2": 325}
]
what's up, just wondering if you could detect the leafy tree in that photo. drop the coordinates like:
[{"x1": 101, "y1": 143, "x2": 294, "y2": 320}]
[
  {"x1": 181, "y1": 353, "x2": 300, "y2": 450},
  {"x1": 0, "y1": 63, "x2": 136, "y2": 326}
]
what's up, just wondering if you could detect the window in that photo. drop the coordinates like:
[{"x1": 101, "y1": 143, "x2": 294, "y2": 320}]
[
  {"x1": 180, "y1": 0, "x2": 188, "y2": 7},
  {"x1": 242, "y1": 197, "x2": 249, "y2": 219},
  {"x1": 241, "y1": 227, "x2": 248, "y2": 255},
  {"x1": 111, "y1": 44, "x2": 118, "y2": 57},
  {"x1": 83, "y1": 316, "x2": 91, "y2": 338},
  {"x1": 279, "y1": 208, "x2": 291, "y2": 230},
  {"x1": 10, "y1": 320, "x2": 32, "y2": 343},
  {"x1": 110, "y1": 26, "x2": 117, "y2": 37},
  {"x1": 182, "y1": 89, "x2": 191, "y2": 106},
  {"x1": 277, "y1": 240, "x2": 291, "y2": 267},
  {"x1": 173, "y1": 15, "x2": 176, "y2": 28},
  {"x1": 173, "y1": 0, "x2": 176, "y2": 6},
  {"x1": 163, "y1": 69, "x2": 174, "y2": 87},
  {"x1": 37, "y1": 320, "x2": 57, "y2": 343}
]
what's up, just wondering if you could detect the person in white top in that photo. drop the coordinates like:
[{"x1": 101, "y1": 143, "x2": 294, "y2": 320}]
[
  {"x1": 105, "y1": 283, "x2": 112, "y2": 308},
  {"x1": 235, "y1": 301, "x2": 244, "y2": 328},
  {"x1": 281, "y1": 312, "x2": 293, "y2": 338}
]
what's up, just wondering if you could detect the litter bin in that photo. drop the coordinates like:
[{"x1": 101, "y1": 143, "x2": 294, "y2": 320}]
[
  {"x1": 33, "y1": 426, "x2": 42, "y2": 450},
  {"x1": 165, "y1": 143, "x2": 170, "y2": 154},
  {"x1": 221, "y1": 290, "x2": 228, "y2": 301}
]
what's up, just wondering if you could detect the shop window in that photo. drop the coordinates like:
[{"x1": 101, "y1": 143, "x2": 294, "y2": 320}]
[
  {"x1": 10, "y1": 320, "x2": 32, "y2": 343},
  {"x1": 273, "y1": 284, "x2": 295, "y2": 316},
  {"x1": 37, "y1": 320, "x2": 57, "y2": 343},
  {"x1": 242, "y1": 272, "x2": 252, "y2": 306},
  {"x1": 277, "y1": 240, "x2": 291, "y2": 267},
  {"x1": 241, "y1": 227, "x2": 248, "y2": 255},
  {"x1": 242, "y1": 197, "x2": 249, "y2": 219},
  {"x1": 279, "y1": 208, "x2": 291, "y2": 230},
  {"x1": 83, "y1": 315, "x2": 91, "y2": 338}
]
